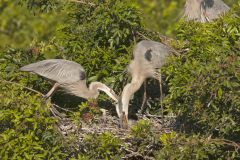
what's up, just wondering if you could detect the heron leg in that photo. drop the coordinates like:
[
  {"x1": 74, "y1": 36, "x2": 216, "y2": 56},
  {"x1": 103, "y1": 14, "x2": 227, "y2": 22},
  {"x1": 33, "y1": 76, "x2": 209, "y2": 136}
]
[
  {"x1": 139, "y1": 80, "x2": 147, "y2": 114},
  {"x1": 44, "y1": 82, "x2": 60, "y2": 99},
  {"x1": 202, "y1": 10, "x2": 210, "y2": 22},
  {"x1": 158, "y1": 73, "x2": 164, "y2": 126}
]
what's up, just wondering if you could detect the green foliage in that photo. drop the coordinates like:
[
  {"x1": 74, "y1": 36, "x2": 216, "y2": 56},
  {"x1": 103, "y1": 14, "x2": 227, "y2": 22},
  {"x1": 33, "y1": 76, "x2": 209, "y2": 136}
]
[
  {"x1": 131, "y1": 119, "x2": 153, "y2": 139},
  {"x1": 159, "y1": 132, "x2": 177, "y2": 146},
  {"x1": 60, "y1": 0, "x2": 142, "y2": 49},
  {"x1": 0, "y1": 1, "x2": 64, "y2": 48},
  {"x1": 82, "y1": 132, "x2": 123, "y2": 160},
  {"x1": 136, "y1": 0, "x2": 185, "y2": 35},
  {"x1": 130, "y1": 120, "x2": 162, "y2": 155},
  {"x1": 162, "y1": 13, "x2": 240, "y2": 139},
  {"x1": 0, "y1": 84, "x2": 66, "y2": 159},
  {"x1": 17, "y1": 0, "x2": 60, "y2": 12},
  {"x1": 52, "y1": 0, "x2": 141, "y2": 92},
  {"x1": 156, "y1": 134, "x2": 240, "y2": 159},
  {"x1": 0, "y1": 45, "x2": 66, "y2": 159}
]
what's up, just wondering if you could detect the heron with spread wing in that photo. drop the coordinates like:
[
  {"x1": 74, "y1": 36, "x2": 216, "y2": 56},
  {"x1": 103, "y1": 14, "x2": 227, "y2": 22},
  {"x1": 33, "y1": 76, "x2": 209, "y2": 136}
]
[
  {"x1": 20, "y1": 59, "x2": 118, "y2": 102},
  {"x1": 116, "y1": 40, "x2": 171, "y2": 128},
  {"x1": 184, "y1": 0, "x2": 230, "y2": 23}
]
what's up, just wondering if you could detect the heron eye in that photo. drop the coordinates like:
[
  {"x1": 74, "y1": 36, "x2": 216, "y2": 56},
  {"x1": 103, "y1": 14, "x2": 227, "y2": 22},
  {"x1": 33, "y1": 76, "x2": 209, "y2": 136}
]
[
  {"x1": 144, "y1": 49, "x2": 152, "y2": 61},
  {"x1": 202, "y1": 0, "x2": 214, "y2": 8},
  {"x1": 80, "y1": 72, "x2": 86, "y2": 80}
]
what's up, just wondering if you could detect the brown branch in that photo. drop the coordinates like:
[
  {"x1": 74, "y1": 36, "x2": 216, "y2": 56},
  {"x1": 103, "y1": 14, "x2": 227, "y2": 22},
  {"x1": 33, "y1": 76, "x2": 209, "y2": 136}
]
[
  {"x1": 211, "y1": 138, "x2": 240, "y2": 151},
  {"x1": 0, "y1": 79, "x2": 45, "y2": 97},
  {"x1": 68, "y1": 0, "x2": 96, "y2": 6},
  {"x1": 136, "y1": 31, "x2": 152, "y2": 41},
  {"x1": 52, "y1": 104, "x2": 74, "y2": 113}
]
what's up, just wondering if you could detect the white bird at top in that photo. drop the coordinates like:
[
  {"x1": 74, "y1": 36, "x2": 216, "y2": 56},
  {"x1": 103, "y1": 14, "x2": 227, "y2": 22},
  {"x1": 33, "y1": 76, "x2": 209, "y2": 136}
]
[{"x1": 184, "y1": 0, "x2": 230, "y2": 23}]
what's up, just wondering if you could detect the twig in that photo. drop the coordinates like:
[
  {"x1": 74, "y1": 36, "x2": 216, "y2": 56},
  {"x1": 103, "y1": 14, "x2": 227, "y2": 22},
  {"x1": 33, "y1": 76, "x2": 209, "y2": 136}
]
[
  {"x1": 136, "y1": 31, "x2": 152, "y2": 41},
  {"x1": 136, "y1": 113, "x2": 176, "y2": 118},
  {"x1": 211, "y1": 138, "x2": 240, "y2": 151},
  {"x1": 0, "y1": 79, "x2": 45, "y2": 97},
  {"x1": 49, "y1": 107, "x2": 62, "y2": 119},
  {"x1": 122, "y1": 148, "x2": 144, "y2": 159},
  {"x1": 52, "y1": 104, "x2": 74, "y2": 113},
  {"x1": 68, "y1": 0, "x2": 96, "y2": 6}
]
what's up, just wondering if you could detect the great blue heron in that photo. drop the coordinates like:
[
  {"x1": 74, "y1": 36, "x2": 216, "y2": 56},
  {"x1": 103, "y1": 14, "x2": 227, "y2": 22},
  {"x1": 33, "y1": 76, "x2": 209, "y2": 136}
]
[
  {"x1": 116, "y1": 40, "x2": 171, "y2": 128},
  {"x1": 20, "y1": 59, "x2": 118, "y2": 102},
  {"x1": 184, "y1": 0, "x2": 230, "y2": 23}
]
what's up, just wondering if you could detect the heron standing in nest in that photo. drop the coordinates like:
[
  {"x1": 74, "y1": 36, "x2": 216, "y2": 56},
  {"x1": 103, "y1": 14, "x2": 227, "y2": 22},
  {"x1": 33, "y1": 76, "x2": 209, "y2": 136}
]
[{"x1": 116, "y1": 40, "x2": 171, "y2": 128}]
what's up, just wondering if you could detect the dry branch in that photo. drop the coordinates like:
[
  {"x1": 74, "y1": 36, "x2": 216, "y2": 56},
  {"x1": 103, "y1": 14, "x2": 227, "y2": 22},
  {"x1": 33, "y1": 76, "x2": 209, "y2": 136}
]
[{"x1": 68, "y1": 0, "x2": 96, "y2": 6}]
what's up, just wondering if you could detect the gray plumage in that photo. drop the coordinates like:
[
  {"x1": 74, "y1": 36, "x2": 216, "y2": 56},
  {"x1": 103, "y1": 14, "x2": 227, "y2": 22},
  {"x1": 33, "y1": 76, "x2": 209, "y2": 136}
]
[
  {"x1": 128, "y1": 40, "x2": 170, "y2": 79},
  {"x1": 20, "y1": 59, "x2": 118, "y2": 101},
  {"x1": 116, "y1": 40, "x2": 171, "y2": 128},
  {"x1": 20, "y1": 59, "x2": 85, "y2": 84},
  {"x1": 184, "y1": 0, "x2": 230, "y2": 23}
]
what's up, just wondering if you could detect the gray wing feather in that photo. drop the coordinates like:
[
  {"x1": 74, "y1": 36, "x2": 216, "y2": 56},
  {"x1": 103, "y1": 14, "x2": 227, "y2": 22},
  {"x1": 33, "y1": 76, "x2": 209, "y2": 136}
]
[
  {"x1": 133, "y1": 40, "x2": 170, "y2": 68},
  {"x1": 203, "y1": 0, "x2": 230, "y2": 20},
  {"x1": 128, "y1": 40, "x2": 170, "y2": 78},
  {"x1": 20, "y1": 59, "x2": 86, "y2": 84},
  {"x1": 184, "y1": 0, "x2": 230, "y2": 22}
]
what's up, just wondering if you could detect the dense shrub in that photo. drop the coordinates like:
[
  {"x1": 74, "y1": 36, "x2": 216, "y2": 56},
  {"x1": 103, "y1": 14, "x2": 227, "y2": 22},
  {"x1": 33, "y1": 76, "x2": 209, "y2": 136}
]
[
  {"x1": 156, "y1": 134, "x2": 240, "y2": 159},
  {"x1": 81, "y1": 132, "x2": 123, "y2": 159},
  {"x1": 0, "y1": 83, "x2": 66, "y2": 159},
  {"x1": 162, "y1": 12, "x2": 240, "y2": 139}
]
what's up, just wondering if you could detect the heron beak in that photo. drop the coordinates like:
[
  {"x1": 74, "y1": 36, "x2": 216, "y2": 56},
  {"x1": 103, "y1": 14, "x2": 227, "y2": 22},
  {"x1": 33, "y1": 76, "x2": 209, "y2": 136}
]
[
  {"x1": 109, "y1": 89, "x2": 119, "y2": 102},
  {"x1": 98, "y1": 85, "x2": 119, "y2": 102}
]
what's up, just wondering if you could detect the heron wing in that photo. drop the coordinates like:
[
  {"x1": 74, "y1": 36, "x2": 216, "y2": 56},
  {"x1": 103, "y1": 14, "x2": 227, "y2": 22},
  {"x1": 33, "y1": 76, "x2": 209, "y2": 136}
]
[
  {"x1": 133, "y1": 40, "x2": 170, "y2": 68},
  {"x1": 129, "y1": 40, "x2": 170, "y2": 78},
  {"x1": 20, "y1": 59, "x2": 86, "y2": 84},
  {"x1": 203, "y1": 0, "x2": 230, "y2": 20}
]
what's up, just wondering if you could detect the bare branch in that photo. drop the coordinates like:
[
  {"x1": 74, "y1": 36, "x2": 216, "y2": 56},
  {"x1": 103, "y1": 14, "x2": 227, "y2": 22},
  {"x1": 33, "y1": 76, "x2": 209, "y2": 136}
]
[
  {"x1": 211, "y1": 138, "x2": 240, "y2": 151},
  {"x1": 68, "y1": 0, "x2": 96, "y2": 6},
  {"x1": 52, "y1": 103, "x2": 74, "y2": 113},
  {"x1": 136, "y1": 31, "x2": 152, "y2": 41},
  {"x1": 0, "y1": 79, "x2": 45, "y2": 97}
]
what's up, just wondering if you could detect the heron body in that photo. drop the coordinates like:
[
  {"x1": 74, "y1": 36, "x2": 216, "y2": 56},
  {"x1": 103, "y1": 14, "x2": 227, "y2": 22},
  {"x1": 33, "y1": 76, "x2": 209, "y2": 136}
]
[
  {"x1": 184, "y1": 0, "x2": 230, "y2": 23},
  {"x1": 116, "y1": 40, "x2": 171, "y2": 128},
  {"x1": 20, "y1": 59, "x2": 118, "y2": 101}
]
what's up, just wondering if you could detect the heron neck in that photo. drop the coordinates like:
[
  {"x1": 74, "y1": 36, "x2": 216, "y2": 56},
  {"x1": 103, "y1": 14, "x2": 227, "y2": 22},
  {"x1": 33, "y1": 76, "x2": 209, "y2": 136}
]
[
  {"x1": 121, "y1": 76, "x2": 145, "y2": 115},
  {"x1": 87, "y1": 82, "x2": 100, "y2": 99},
  {"x1": 185, "y1": 0, "x2": 202, "y2": 20}
]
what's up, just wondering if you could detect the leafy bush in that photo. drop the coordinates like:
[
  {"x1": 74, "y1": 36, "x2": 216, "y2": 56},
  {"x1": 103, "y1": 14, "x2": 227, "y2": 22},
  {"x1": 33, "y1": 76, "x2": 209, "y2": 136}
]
[
  {"x1": 82, "y1": 132, "x2": 123, "y2": 159},
  {"x1": 162, "y1": 12, "x2": 240, "y2": 139},
  {"x1": 156, "y1": 134, "x2": 240, "y2": 159},
  {"x1": 0, "y1": 83, "x2": 66, "y2": 159}
]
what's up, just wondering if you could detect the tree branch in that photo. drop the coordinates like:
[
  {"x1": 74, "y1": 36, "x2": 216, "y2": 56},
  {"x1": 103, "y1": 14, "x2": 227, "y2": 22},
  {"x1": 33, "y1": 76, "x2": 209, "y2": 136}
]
[
  {"x1": 68, "y1": 0, "x2": 96, "y2": 6},
  {"x1": 0, "y1": 79, "x2": 45, "y2": 97}
]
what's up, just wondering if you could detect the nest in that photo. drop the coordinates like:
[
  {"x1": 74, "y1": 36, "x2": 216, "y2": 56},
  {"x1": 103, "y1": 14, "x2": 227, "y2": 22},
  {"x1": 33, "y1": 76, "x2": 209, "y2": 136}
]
[{"x1": 50, "y1": 104, "x2": 177, "y2": 159}]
